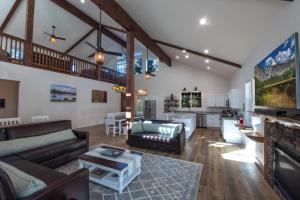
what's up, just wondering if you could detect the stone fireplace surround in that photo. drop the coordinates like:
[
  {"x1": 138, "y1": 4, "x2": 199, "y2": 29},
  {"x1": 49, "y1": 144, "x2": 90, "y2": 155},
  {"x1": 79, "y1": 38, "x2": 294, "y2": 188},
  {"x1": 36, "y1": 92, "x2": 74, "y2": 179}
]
[{"x1": 264, "y1": 118, "x2": 300, "y2": 199}]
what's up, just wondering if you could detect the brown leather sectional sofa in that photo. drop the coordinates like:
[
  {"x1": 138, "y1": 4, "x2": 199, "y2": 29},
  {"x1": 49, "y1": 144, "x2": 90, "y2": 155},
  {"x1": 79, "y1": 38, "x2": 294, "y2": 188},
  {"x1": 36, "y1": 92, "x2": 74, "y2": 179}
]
[
  {"x1": 0, "y1": 120, "x2": 89, "y2": 200},
  {"x1": 128, "y1": 120, "x2": 186, "y2": 154}
]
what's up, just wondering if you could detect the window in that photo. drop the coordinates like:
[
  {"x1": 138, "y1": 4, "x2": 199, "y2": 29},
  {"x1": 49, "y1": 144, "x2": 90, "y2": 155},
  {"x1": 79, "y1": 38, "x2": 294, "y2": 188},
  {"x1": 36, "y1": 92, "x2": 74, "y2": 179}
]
[
  {"x1": 245, "y1": 80, "x2": 254, "y2": 126},
  {"x1": 117, "y1": 56, "x2": 126, "y2": 74},
  {"x1": 134, "y1": 52, "x2": 142, "y2": 74},
  {"x1": 116, "y1": 52, "x2": 143, "y2": 74},
  {"x1": 10, "y1": 48, "x2": 23, "y2": 60},
  {"x1": 146, "y1": 58, "x2": 159, "y2": 73},
  {"x1": 71, "y1": 64, "x2": 77, "y2": 73}
]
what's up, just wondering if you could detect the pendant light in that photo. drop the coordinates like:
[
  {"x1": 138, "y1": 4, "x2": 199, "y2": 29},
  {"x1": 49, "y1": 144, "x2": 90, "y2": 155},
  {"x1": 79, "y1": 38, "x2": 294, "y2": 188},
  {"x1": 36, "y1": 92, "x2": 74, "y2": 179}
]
[
  {"x1": 95, "y1": 8, "x2": 105, "y2": 63},
  {"x1": 145, "y1": 48, "x2": 151, "y2": 79}
]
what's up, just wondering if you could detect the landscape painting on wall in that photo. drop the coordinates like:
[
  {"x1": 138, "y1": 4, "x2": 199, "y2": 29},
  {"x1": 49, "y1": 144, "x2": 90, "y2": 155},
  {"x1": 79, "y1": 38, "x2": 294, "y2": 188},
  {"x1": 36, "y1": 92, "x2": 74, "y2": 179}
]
[
  {"x1": 255, "y1": 33, "x2": 299, "y2": 108},
  {"x1": 92, "y1": 90, "x2": 107, "y2": 103},
  {"x1": 50, "y1": 84, "x2": 76, "y2": 102}
]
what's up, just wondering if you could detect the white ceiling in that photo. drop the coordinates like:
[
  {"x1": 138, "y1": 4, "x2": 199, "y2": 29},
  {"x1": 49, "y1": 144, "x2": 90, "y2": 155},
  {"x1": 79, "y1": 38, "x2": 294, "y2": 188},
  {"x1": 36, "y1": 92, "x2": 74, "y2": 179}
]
[
  {"x1": 0, "y1": 0, "x2": 289, "y2": 78},
  {"x1": 116, "y1": 0, "x2": 288, "y2": 64}
]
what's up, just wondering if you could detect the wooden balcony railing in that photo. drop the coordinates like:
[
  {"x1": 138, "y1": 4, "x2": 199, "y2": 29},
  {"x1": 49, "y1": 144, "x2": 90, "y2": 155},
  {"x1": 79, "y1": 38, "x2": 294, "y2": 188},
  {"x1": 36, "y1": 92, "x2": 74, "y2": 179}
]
[
  {"x1": 100, "y1": 66, "x2": 126, "y2": 86},
  {"x1": 0, "y1": 32, "x2": 25, "y2": 65},
  {"x1": 0, "y1": 32, "x2": 126, "y2": 86}
]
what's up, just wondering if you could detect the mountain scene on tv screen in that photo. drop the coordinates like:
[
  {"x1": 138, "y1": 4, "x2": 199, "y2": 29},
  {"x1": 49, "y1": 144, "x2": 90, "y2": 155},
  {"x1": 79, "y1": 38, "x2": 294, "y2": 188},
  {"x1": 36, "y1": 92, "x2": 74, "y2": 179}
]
[{"x1": 255, "y1": 34, "x2": 297, "y2": 108}]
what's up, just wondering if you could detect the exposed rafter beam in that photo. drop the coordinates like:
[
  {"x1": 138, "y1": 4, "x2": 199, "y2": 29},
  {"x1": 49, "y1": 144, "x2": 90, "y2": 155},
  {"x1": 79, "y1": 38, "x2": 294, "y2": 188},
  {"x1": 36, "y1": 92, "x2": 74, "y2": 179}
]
[
  {"x1": 154, "y1": 40, "x2": 241, "y2": 69},
  {"x1": 90, "y1": 0, "x2": 172, "y2": 67},
  {"x1": 64, "y1": 28, "x2": 95, "y2": 55},
  {"x1": 50, "y1": 0, "x2": 126, "y2": 47},
  {"x1": 24, "y1": 0, "x2": 35, "y2": 66},
  {"x1": 0, "y1": 0, "x2": 22, "y2": 32}
]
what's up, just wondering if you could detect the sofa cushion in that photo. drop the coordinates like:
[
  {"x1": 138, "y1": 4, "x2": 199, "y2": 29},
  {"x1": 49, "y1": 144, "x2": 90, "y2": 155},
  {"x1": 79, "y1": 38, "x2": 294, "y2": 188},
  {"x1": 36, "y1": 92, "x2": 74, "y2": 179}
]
[
  {"x1": 0, "y1": 167, "x2": 17, "y2": 200},
  {"x1": 18, "y1": 139, "x2": 87, "y2": 164},
  {"x1": 8, "y1": 159, "x2": 66, "y2": 185},
  {"x1": 0, "y1": 129, "x2": 77, "y2": 157},
  {"x1": 0, "y1": 161, "x2": 46, "y2": 198},
  {"x1": 131, "y1": 122, "x2": 144, "y2": 134},
  {"x1": 142, "y1": 123, "x2": 182, "y2": 138},
  {"x1": 0, "y1": 155, "x2": 22, "y2": 164}
]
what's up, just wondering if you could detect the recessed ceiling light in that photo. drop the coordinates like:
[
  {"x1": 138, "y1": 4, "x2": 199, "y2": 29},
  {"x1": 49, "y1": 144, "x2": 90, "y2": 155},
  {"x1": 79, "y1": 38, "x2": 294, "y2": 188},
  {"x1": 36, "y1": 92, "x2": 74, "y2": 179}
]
[
  {"x1": 182, "y1": 49, "x2": 186, "y2": 53},
  {"x1": 204, "y1": 49, "x2": 209, "y2": 54},
  {"x1": 80, "y1": 0, "x2": 85, "y2": 3},
  {"x1": 206, "y1": 66, "x2": 210, "y2": 70},
  {"x1": 199, "y1": 17, "x2": 207, "y2": 26},
  {"x1": 185, "y1": 55, "x2": 190, "y2": 59},
  {"x1": 176, "y1": 56, "x2": 180, "y2": 59},
  {"x1": 205, "y1": 59, "x2": 210, "y2": 63}
]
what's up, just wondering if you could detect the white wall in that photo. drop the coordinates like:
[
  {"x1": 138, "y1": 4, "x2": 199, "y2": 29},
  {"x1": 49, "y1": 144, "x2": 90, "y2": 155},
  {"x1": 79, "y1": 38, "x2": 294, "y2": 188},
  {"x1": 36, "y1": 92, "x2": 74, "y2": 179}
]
[
  {"x1": 0, "y1": 61, "x2": 121, "y2": 128},
  {"x1": 135, "y1": 61, "x2": 230, "y2": 119},
  {"x1": 230, "y1": 1, "x2": 299, "y2": 110}
]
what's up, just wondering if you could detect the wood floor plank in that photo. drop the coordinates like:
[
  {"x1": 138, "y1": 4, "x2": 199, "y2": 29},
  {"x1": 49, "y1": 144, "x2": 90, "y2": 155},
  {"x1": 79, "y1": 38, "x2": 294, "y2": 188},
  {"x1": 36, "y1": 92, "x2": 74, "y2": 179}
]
[{"x1": 78, "y1": 125, "x2": 280, "y2": 200}]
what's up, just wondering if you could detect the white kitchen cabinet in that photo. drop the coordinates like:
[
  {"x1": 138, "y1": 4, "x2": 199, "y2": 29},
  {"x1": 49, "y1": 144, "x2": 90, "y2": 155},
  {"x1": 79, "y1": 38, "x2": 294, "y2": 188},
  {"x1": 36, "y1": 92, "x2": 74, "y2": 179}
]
[
  {"x1": 215, "y1": 96, "x2": 226, "y2": 107},
  {"x1": 228, "y1": 89, "x2": 242, "y2": 109},
  {"x1": 206, "y1": 95, "x2": 227, "y2": 107},
  {"x1": 207, "y1": 114, "x2": 221, "y2": 128}
]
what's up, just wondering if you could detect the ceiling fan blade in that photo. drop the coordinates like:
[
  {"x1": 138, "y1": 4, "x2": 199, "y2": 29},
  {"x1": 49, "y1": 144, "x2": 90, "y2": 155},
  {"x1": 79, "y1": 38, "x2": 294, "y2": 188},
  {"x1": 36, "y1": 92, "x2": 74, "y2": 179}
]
[
  {"x1": 88, "y1": 52, "x2": 95, "y2": 58},
  {"x1": 103, "y1": 50, "x2": 122, "y2": 56},
  {"x1": 43, "y1": 31, "x2": 52, "y2": 37},
  {"x1": 85, "y1": 41, "x2": 98, "y2": 51},
  {"x1": 54, "y1": 36, "x2": 66, "y2": 41}
]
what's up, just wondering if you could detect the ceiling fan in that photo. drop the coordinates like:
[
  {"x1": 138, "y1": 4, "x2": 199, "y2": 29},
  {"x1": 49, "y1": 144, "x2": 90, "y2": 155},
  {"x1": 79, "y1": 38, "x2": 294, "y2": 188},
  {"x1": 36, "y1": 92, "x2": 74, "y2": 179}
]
[
  {"x1": 85, "y1": 7, "x2": 122, "y2": 63},
  {"x1": 43, "y1": 26, "x2": 66, "y2": 44}
]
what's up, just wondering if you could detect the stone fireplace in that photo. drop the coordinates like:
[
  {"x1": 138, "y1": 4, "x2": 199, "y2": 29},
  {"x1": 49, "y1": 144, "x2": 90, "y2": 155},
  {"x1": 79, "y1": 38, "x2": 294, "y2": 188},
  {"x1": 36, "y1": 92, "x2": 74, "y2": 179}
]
[{"x1": 264, "y1": 120, "x2": 300, "y2": 200}]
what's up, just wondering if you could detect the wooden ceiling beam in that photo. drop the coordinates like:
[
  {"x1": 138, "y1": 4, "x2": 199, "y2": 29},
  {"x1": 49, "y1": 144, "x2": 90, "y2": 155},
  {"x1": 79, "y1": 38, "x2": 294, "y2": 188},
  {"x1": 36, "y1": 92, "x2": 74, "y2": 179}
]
[
  {"x1": 154, "y1": 40, "x2": 241, "y2": 69},
  {"x1": 90, "y1": 0, "x2": 172, "y2": 67},
  {"x1": 64, "y1": 28, "x2": 96, "y2": 55},
  {"x1": 50, "y1": 0, "x2": 126, "y2": 47},
  {"x1": 0, "y1": 0, "x2": 22, "y2": 32}
]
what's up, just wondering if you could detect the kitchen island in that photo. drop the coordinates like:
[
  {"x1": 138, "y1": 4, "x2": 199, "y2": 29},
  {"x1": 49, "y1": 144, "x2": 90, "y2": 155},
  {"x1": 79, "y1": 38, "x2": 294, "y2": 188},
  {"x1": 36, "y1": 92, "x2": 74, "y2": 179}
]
[{"x1": 167, "y1": 113, "x2": 196, "y2": 139}]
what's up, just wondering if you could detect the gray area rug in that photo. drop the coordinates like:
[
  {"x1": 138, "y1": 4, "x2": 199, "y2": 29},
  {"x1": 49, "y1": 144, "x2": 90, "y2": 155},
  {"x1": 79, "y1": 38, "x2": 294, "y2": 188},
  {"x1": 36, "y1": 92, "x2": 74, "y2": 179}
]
[{"x1": 57, "y1": 151, "x2": 202, "y2": 200}]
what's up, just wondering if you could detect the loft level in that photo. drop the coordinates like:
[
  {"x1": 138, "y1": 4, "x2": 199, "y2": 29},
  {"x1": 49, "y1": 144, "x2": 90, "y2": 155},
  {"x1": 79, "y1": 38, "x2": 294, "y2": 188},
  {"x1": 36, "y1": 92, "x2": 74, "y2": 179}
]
[{"x1": 0, "y1": 32, "x2": 126, "y2": 86}]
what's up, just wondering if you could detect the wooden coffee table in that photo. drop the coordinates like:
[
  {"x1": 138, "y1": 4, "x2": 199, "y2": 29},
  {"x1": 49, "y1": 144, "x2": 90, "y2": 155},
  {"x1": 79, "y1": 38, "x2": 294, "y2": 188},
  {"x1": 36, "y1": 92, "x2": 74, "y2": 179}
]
[{"x1": 78, "y1": 146, "x2": 142, "y2": 193}]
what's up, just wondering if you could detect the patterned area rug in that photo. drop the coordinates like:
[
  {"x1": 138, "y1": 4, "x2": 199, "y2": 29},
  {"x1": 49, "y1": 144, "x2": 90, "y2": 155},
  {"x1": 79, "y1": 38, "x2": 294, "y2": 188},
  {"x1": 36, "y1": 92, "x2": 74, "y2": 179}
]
[{"x1": 56, "y1": 150, "x2": 203, "y2": 200}]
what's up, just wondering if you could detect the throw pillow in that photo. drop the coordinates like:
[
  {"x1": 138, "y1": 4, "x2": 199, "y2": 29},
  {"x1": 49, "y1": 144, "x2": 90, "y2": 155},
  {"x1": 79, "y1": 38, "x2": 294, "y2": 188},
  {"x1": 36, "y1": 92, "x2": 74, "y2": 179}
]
[
  {"x1": 131, "y1": 122, "x2": 144, "y2": 134},
  {"x1": 0, "y1": 161, "x2": 46, "y2": 198}
]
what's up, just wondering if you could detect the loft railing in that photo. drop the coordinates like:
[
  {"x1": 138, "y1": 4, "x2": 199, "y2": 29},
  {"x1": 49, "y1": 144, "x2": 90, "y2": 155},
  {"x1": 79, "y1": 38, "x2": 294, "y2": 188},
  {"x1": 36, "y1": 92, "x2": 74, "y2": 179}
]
[
  {"x1": 0, "y1": 32, "x2": 126, "y2": 85},
  {"x1": 100, "y1": 66, "x2": 126, "y2": 86},
  {"x1": 0, "y1": 32, "x2": 25, "y2": 65}
]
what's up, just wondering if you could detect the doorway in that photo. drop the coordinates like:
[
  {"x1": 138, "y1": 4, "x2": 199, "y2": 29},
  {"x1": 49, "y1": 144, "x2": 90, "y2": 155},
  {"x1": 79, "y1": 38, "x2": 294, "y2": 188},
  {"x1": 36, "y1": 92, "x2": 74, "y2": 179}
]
[{"x1": 0, "y1": 79, "x2": 20, "y2": 118}]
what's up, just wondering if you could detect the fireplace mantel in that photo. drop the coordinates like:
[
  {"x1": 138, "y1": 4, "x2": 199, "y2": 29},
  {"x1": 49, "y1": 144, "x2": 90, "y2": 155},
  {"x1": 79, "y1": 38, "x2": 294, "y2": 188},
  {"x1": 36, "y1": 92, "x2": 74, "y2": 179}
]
[{"x1": 252, "y1": 112, "x2": 300, "y2": 129}]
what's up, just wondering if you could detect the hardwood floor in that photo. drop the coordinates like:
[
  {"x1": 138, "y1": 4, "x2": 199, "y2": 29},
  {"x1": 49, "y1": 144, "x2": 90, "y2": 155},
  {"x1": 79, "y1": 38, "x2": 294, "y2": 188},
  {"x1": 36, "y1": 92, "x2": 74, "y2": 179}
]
[{"x1": 79, "y1": 125, "x2": 279, "y2": 200}]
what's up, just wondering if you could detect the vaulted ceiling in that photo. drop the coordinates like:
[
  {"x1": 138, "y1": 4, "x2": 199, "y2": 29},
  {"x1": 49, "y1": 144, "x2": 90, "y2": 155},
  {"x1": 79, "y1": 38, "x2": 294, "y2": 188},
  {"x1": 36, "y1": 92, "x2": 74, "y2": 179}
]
[{"x1": 0, "y1": 0, "x2": 290, "y2": 78}]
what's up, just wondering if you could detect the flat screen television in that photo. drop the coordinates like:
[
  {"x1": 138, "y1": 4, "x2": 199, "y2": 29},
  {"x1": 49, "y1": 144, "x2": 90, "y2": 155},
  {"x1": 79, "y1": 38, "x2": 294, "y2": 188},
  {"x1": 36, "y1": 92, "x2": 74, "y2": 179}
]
[{"x1": 255, "y1": 33, "x2": 300, "y2": 109}]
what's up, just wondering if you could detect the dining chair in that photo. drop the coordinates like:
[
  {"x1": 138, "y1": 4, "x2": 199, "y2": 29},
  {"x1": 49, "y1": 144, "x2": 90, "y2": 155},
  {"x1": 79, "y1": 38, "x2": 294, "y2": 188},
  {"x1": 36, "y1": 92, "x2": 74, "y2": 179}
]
[
  {"x1": 105, "y1": 112, "x2": 126, "y2": 136},
  {"x1": 32, "y1": 115, "x2": 49, "y2": 123},
  {"x1": 0, "y1": 117, "x2": 21, "y2": 126}
]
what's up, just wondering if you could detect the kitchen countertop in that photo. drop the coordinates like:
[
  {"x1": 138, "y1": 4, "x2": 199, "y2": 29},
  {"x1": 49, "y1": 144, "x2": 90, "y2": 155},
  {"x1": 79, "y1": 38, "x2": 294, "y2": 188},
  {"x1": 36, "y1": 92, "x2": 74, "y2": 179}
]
[
  {"x1": 221, "y1": 116, "x2": 238, "y2": 120},
  {"x1": 174, "y1": 111, "x2": 222, "y2": 115}
]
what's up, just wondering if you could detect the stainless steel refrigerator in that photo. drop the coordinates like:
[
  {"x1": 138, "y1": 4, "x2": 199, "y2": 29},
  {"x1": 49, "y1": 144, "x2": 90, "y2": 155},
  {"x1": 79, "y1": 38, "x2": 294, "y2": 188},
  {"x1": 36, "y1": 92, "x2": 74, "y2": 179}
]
[{"x1": 144, "y1": 100, "x2": 156, "y2": 120}]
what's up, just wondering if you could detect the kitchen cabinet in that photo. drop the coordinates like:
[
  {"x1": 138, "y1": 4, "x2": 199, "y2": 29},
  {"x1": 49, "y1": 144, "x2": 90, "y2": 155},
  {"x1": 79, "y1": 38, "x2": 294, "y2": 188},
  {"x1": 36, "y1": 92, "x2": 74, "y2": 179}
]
[
  {"x1": 206, "y1": 95, "x2": 227, "y2": 107},
  {"x1": 207, "y1": 114, "x2": 221, "y2": 128},
  {"x1": 228, "y1": 89, "x2": 242, "y2": 109}
]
